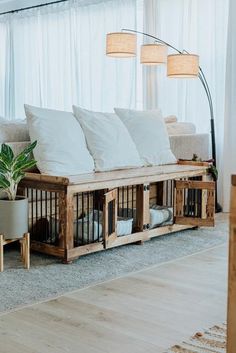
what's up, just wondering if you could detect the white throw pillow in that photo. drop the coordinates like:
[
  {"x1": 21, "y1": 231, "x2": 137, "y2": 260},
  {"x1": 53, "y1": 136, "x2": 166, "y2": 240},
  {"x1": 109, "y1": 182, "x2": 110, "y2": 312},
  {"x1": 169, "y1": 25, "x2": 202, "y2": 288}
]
[
  {"x1": 114, "y1": 108, "x2": 177, "y2": 166},
  {"x1": 25, "y1": 105, "x2": 94, "y2": 176},
  {"x1": 72, "y1": 106, "x2": 142, "y2": 171}
]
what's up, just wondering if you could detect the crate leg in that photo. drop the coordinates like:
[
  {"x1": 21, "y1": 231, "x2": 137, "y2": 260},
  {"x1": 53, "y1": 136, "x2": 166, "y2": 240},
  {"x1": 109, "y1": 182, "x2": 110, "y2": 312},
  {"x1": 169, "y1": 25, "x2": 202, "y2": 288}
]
[
  {"x1": 62, "y1": 259, "x2": 73, "y2": 265},
  {"x1": 20, "y1": 240, "x2": 23, "y2": 258},
  {"x1": 0, "y1": 234, "x2": 4, "y2": 272},
  {"x1": 23, "y1": 233, "x2": 30, "y2": 270},
  {"x1": 62, "y1": 247, "x2": 73, "y2": 264},
  {"x1": 20, "y1": 239, "x2": 25, "y2": 263},
  {"x1": 135, "y1": 240, "x2": 145, "y2": 245},
  {"x1": 59, "y1": 191, "x2": 74, "y2": 263}
]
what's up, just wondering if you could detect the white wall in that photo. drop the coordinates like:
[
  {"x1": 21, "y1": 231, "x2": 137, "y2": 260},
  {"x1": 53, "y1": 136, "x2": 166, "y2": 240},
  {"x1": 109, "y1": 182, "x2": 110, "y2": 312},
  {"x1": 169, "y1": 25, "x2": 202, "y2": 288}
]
[{"x1": 0, "y1": 0, "x2": 56, "y2": 13}]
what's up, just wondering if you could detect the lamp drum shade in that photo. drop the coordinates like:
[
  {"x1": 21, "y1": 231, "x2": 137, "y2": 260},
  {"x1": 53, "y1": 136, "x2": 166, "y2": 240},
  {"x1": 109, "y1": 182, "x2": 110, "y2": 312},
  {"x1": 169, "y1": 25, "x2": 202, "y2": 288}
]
[
  {"x1": 167, "y1": 54, "x2": 199, "y2": 78},
  {"x1": 106, "y1": 32, "x2": 137, "y2": 57},
  {"x1": 141, "y1": 44, "x2": 167, "y2": 65}
]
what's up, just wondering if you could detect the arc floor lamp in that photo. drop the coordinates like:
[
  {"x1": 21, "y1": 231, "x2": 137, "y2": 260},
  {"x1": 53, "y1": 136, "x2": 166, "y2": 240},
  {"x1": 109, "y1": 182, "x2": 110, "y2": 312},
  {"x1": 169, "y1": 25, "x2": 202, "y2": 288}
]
[{"x1": 106, "y1": 29, "x2": 222, "y2": 213}]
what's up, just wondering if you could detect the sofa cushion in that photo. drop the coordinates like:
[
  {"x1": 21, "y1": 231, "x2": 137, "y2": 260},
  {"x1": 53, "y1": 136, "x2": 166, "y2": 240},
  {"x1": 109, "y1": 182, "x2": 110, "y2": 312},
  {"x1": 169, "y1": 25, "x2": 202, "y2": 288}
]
[
  {"x1": 0, "y1": 120, "x2": 29, "y2": 143},
  {"x1": 114, "y1": 108, "x2": 177, "y2": 166},
  {"x1": 25, "y1": 105, "x2": 95, "y2": 176},
  {"x1": 73, "y1": 106, "x2": 142, "y2": 172},
  {"x1": 7, "y1": 135, "x2": 209, "y2": 171},
  {"x1": 164, "y1": 115, "x2": 177, "y2": 124},
  {"x1": 91, "y1": 112, "x2": 177, "y2": 124},
  {"x1": 2, "y1": 141, "x2": 30, "y2": 156},
  {"x1": 166, "y1": 122, "x2": 196, "y2": 135},
  {"x1": 170, "y1": 134, "x2": 209, "y2": 160}
]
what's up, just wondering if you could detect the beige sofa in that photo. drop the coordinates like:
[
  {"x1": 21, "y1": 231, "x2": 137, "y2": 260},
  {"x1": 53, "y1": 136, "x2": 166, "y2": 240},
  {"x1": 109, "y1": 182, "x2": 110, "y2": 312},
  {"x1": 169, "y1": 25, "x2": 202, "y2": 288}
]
[{"x1": 0, "y1": 117, "x2": 209, "y2": 161}]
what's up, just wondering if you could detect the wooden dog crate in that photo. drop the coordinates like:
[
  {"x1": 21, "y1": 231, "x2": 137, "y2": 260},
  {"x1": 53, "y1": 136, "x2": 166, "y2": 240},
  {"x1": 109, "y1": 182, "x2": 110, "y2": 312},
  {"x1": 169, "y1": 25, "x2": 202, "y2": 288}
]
[{"x1": 18, "y1": 162, "x2": 215, "y2": 263}]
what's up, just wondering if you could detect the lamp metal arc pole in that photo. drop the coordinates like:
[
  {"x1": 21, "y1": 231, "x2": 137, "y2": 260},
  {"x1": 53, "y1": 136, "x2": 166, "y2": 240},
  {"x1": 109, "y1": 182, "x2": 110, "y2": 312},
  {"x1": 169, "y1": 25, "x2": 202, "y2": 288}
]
[{"x1": 121, "y1": 28, "x2": 221, "y2": 212}]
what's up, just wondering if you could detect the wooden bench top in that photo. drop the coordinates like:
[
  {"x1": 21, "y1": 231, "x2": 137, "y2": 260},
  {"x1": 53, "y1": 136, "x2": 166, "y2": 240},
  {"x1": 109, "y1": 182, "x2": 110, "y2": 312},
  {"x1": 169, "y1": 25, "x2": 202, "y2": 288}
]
[{"x1": 23, "y1": 163, "x2": 209, "y2": 192}]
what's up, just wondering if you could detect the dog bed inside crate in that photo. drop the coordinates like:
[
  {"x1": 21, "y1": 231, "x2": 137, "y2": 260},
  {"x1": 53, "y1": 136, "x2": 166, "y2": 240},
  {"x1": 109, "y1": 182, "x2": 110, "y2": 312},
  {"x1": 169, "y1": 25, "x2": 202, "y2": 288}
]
[
  {"x1": 119, "y1": 205, "x2": 173, "y2": 229},
  {"x1": 50, "y1": 210, "x2": 133, "y2": 245}
]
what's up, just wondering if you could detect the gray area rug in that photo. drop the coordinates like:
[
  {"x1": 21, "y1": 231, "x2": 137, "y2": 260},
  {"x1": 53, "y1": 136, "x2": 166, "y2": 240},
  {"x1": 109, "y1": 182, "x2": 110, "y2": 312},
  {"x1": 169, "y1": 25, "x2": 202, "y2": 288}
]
[{"x1": 0, "y1": 214, "x2": 228, "y2": 313}]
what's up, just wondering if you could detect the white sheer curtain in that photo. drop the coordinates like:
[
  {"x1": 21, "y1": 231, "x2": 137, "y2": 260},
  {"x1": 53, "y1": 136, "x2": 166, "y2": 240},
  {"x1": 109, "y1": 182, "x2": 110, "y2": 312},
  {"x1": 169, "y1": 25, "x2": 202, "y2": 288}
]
[
  {"x1": 143, "y1": 0, "x2": 229, "y2": 207},
  {"x1": 0, "y1": 0, "x2": 233, "y2": 208},
  {"x1": 0, "y1": 0, "x2": 138, "y2": 119},
  {"x1": 0, "y1": 16, "x2": 13, "y2": 119}
]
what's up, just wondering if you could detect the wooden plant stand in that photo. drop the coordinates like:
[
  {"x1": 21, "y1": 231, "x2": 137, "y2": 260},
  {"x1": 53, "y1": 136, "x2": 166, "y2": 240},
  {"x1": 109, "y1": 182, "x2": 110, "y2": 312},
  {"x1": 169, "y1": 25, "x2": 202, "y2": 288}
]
[
  {"x1": 18, "y1": 162, "x2": 215, "y2": 263},
  {"x1": 228, "y1": 175, "x2": 236, "y2": 352},
  {"x1": 0, "y1": 233, "x2": 30, "y2": 272}
]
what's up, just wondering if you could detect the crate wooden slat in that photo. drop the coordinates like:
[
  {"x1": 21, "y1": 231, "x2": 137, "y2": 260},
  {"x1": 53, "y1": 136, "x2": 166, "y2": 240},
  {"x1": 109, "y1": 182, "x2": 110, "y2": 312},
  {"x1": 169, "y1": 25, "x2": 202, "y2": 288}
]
[
  {"x1": 103, "y1": 189, "x2": 118, "y2": 248},
  {"x1": 65, "y1": 224, "x2": 193, "y2": 261},
  {"x1": 21, "y1": 164, "x2": 209, "y2": 192}
]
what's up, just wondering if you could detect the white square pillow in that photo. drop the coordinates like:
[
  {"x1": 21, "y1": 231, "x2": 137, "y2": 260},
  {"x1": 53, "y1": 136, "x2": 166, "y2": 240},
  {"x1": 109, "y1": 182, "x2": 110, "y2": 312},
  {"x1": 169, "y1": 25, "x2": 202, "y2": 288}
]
[
  {"x1": 72, "y1": 106, "x2": 142, "y2": 171},
  {"x1": 25, "y1": 105, "x2": 94, "y2": 176},
  {"x1": 114, "y1": 108, "x2": 177, "y2": 166}
]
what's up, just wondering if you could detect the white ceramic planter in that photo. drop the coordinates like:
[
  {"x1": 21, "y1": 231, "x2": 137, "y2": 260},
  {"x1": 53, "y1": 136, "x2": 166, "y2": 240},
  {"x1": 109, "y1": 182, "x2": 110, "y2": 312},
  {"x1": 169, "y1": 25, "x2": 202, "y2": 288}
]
[{"x1": 0, "y1": 197, "x2": 28, "y2": 239}]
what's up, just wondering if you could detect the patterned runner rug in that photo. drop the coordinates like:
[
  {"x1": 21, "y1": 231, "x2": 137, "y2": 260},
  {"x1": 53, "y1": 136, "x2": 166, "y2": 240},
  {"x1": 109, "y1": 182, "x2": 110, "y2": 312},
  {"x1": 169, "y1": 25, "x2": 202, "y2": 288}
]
[{"x1": 166, "y1": 324, "x2": 226, "y2": 353}]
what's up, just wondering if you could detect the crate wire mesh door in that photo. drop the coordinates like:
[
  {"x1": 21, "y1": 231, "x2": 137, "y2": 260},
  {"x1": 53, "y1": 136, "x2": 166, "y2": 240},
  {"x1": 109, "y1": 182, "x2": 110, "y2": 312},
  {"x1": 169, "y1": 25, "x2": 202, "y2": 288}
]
[
  {"x1": 28, "y1": 189, "x2": 59, "y2": 244},
  {"x1": 103, "y1": 189, "x2": 117, "y2": 248},
  {"x1": 174, "y1": 180, "x2": 215, "y2": 226}
]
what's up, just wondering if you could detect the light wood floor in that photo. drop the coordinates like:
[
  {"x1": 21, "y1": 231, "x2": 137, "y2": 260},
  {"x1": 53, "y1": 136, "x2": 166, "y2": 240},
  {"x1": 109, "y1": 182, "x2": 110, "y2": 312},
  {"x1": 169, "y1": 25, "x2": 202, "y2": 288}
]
[{"x1": 0, "y1": 244, "x2": 227, "y2": 353}]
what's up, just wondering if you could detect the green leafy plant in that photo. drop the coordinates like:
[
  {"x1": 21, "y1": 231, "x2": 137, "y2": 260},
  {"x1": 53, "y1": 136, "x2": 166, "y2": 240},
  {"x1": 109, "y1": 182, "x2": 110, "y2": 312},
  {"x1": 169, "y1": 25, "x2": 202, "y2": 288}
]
[
  {"x1": 191, "y1": 153, "x2": 218, "y2": 181},
  {"x1": 192, "y1": 153, "x2": 202, "y2": 162},
  {"x1": 0, "y1": 141, "x2": 37, "y2": 201},
  {"x1": 208, "y1": 164, "x2": 218, "y2": 181}
]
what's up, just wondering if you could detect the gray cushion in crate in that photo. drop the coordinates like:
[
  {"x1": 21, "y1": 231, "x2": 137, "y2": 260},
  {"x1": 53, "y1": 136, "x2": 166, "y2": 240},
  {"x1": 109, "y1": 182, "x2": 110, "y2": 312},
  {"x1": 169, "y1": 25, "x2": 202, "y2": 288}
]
[
  {"x1": 50, "y1": 214, "x2": 102, "y2": 245},
  {"x1": 149, "y1": 205, "x2": 173, "y2": 228},
  {"x1": 117, "y1": 217, "x2": 133, "y2": 237},
  {"x1": 91, "y1": 210, "x2": 133, "y2": 237},
  {"x1": 120, "y1": 206, "x2": 173, "y2": 229},
  {"x1": 49, "y1": 210, "x2": 133, "y2": 245}
]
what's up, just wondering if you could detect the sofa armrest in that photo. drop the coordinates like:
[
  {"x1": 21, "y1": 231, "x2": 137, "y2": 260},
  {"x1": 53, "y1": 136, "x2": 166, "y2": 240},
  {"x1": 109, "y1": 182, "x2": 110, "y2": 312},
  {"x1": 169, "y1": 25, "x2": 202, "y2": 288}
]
[
  {"x1": 166, "y1": 122, "x2": 196, "y2": 135},
  {"x1": 0, "y1": 122, "x2": 29, "y2": 143},
  {"x1": 2, "y1": 141, "x2": 30, "y2": 155},
  {"x1": 169, "y1": 134, "x2": 210, "y2": 161}
]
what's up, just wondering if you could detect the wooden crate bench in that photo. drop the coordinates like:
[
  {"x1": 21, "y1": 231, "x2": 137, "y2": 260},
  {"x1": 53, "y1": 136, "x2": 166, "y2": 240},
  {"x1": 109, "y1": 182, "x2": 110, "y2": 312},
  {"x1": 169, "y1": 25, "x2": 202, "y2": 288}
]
[{"x1": 18, "y1": 162, "x2": 215, "y2": 263}]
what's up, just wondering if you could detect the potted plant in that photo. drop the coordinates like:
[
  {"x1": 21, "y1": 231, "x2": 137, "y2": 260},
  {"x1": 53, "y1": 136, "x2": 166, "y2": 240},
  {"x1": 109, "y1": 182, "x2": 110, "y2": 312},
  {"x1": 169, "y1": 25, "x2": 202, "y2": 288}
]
[{"x1": 0, "y1": 141, "x2": 37, "y2": 239}]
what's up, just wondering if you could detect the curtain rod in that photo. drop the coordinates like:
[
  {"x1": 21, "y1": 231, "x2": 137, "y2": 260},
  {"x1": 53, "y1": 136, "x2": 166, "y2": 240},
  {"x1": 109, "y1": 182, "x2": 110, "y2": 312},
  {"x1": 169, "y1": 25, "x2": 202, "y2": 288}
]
[{"x1": 0, "y1": 0, "x2": 69, "y2": 16}]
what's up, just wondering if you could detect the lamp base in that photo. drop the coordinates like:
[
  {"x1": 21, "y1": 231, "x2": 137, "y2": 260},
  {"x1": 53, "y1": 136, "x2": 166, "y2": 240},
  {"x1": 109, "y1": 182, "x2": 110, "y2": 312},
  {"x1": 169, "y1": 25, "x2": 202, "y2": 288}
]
[{"x1": 216, "y1": 202, "x2": 223, "y2": 213}]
